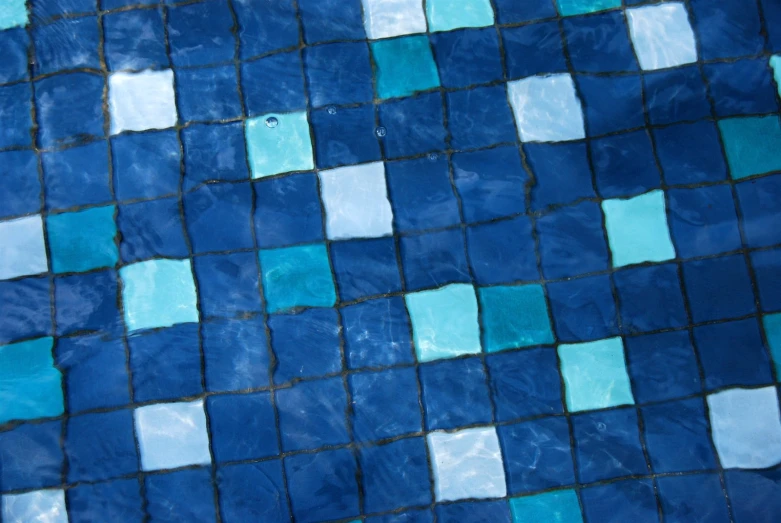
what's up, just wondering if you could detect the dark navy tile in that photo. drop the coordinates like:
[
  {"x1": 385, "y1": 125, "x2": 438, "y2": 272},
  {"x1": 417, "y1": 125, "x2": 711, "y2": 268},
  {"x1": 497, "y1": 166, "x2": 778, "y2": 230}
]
[
  {"x1": 203, "y1": 317, "x2": 269, "y2": 392},
  {"x1": 614, "y1": 263, "x2": 687, "y2": 333},
  {"x1": 330, "y1": 238, "x2": 402, "y2": 301},
  {"x1": 400, "y1": 228, "x2": 470, "y2": 291},
  {"x1": 103, "y1": 8, "x2": 167, "y2": 71},
  {"x1": 642, "y1": 398, "x2": 716, "y2": 473},
  {"x1": 420, "y1": 357, "x2": 492, "y2": 431},
  {"x1": 33, "y1": 17, "x2": 100, "y2": 75},
  {"x1": 689, "y1": 0, "x2": 764, "y2": 59},
  {"x1": 207, "y1": 392, "x2": 278, "y2": 462},
  {"x1": 536, "y1": 201, "x2": 609, "y2": 279},
  {"x1": 654, "y1": 122, "x2": 728, "y2": 185},
  {"x1": 167, "y1": 0, "x2": 234, "y2": 66},
  {"x1": 752, "y1": 248, "x2": 781, "y2": 312},
  {"x1": 360, "y1": 438, "x2": 432, "y2": 513},
  {"x1": 367, "y1": 510, "x2": 434, "y2": 523},
  {"x1": 547, "y1": 274, "x2": 619, "y2": 342},
  {"x1": 577, "y1": 75, "x2": 644, "y2": 136},
  {"x1": 112, "y1": 130, "x2": 180, "y2": 201},
  {"x1": 431, "y1": 28, "x2": 503, "y2": 89},
  {"x1": 437, "y1": 501, "x2": 511, "y2": 523},
  {"x1": 117, "y1": 198, "x2": 189, "y2": 262},
  {"x1": 668, "y1": 185, "x2": 742, "y2": 258},
  {"x1": 591, "y1": 130, "x2": 661, "y2": 198},
  {"x1": 311, "y1": 104, "x2": 381, "y2": 169},
  {"x1": 0, "y1": 277, "x2": 52, "y2": 344},
  {"x1": 502, "y1": 22, "x2": 567, "y2": 79},
  {"x1": 487, "y1": 348, "x2": 562, "y2": 421},
  {"x1": 193, "y1": 252, "x2": 261, "y2": 318},
  {"x1": 101, "y1": 0, "x2": 155, "y2": 7},
  {"x1": 379, "y1": 93, "x2": 447, "y2": 159},
  {"x1": 218, "y1": 461, "x2": 290, "y2": 523},
  {"x1": 0, "y1": 421, "x2": 63, "y2": 491},
  {"x1": 43, "y1": 141, "x2": 111, "y2": 211},
  {"x1": 56, "y1": 334, "x2": 128, "y2": 412},
  {"x1": 525, "y1": 142, "x2": 595, "y2": 211},
  {"x1": 563, "y1": 12, "x2": 638, "y2": 73},
  {"x1": 764, "y1": 0, "x2": 781, "y2": 51},
  {"x1": 499, "y1": 417, "x2": 574, "y2": 494},
  {"x1": 644, "y1": 66, "x2": 711, "y2": 126},
  {"x1": 304, "y1": 42, "x2": 373, "y2": 107},
  {"x1": 299, "y1": 0, "x2": 365, "y2": 43},
  {"x1": 446, "y1": 85, "x2": 517, "y2": 150},
  {"x1": 0, "y1": 83, "x2": 32, "y2": 149},
  {"x1": 285, "y1": 449, "x2": 359, "y2": 523},
  {"x1": 233, "y1": 0, "x2": 299, "y2": 59},
  {"x1": 269, "y1": 308, "x2": 341, "y2": 383},
  {"x1": 493, "y1": 0, "x2": 556, "y2": 23},
  {"x1": 65, "y1": 410, "x2": 138, "y2": 482},
  {"x1": 349, "y1": 367, "x2": 422, "y2": 442},
  {"x1": 128, "y1": 323, "x2": 202, "y2": 403},
  {"x1": 146, "y1": 469, "x2": 216, "y2": 522},
  {"x1": 253, "y1": 172, "x2": 323, "y2": 248},
  {"x1": 683, "y1": 255, "x2": 756, "y2": 323},
  {"x1": 658, "y1": 473, "x2": 731, "y2": 523},
  {"x1": 0, "y1": 28, "x2": 30, "y2": 83},
  {"x1": 67, "y1": 479, "x2": 143, "y2": 523},
  {"x1": 276, "y1": 377, "x2": 349, "y2": 451},
  {"x1": 0, "y1": 150, "x2": 40, "y2": 218},
  {"x1": 693, "y1": 317, "x2": 773, "y2": 390},
  {"x1": 705, "y1": 59, "x2": 779, "y2": 118},
  {"x1": 625, "y1": 331, "x2": 701, "y2": 404},
  {"x1": 54, "y1": 270, "x2": 120, "y2": 336},
  {"x1": 736, "y1": 174, "x2": 781, "y2": 248},
  {"x1": 452, "y1": 146, "x2": 527, "y2": 223},
  {"x1": 581, "y1": 479, "x2": 659, "y2": 523},
  {"x1": 35, "y1": 72, "x2": 104, "y2": 148},
  {"x1": 182, "y1": 123, "x2": 249, "y2": 190},
  {"x1": 242, "y1": 51, "x2": 306, "y2": 116},
  {"x1": 184, "y1": 181, "x2": 254, "y2": 253},
  {"x1": 726, "y1": 469, "x2": 781, "y2": 523},
  {"x1": 32, "y1": 0, "x2": 95, "y2": 19},
  {"x1": 342, "y1": 297, "x2": 414, "y2": 369},
  {"x1": 466, "y1": 216, "x2": 538, "y2": 285},
  {"x1": 176, "y1": 65, "x2": 241, "y2": 122}
]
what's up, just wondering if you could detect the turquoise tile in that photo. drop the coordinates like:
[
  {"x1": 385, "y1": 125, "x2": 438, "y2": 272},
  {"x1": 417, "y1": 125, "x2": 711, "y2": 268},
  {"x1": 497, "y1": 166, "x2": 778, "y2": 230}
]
[
  {"x1": 426, "y1": 0, "x2": 495, "y2": 32},
  {"x1": 0, "y1": 0, "x2": 28, "y2": 30},
  {"x1": 479, "y1": 284, "x2": 554, "y2": 352},
  {"x1": 602, "y1": 189, "x2": 676, "y2": 268},
  {"x1": 120, "y1": 258, "x2": 199, "y2": 332},
  {"x1": 771, "y1": 55, "x2": 781, "y2": 98},
  {"x1": 246, "y1": 112, "x2": 314, "y2": 178},
  {"x1": 510, "y1": 490, "x2": 584, "y2": 523},
  {"x1": 0, "y1": 337, "x2": 64, "y2": 424},
  {"x1": 718, "y1": 116, "x2": 781, "y2": 180},
  {"x1": 259, "y1": 243, "x2": 336, "y2": 313},
  {"x1": 46, "y1": 205, "x2": 118, "y2": 274},
  {"x1": 558, "y1": 337, "x2": 635, "y2": 412},
  {"x1": 405, "y1": 284, "x2": 481, "y2": 362},
  {"x1": 763, "y1": 313, "x2": 781, "y2": 376},
  {"x1": 370, "y1": 36, "x2": 440, "y2": 100},
  {"x1": 555, "y1": 0, "x2": 620, "y2": 17}
]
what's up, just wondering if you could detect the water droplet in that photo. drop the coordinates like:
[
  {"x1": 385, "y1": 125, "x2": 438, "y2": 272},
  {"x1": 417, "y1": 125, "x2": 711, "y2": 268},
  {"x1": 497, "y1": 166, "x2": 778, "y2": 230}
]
[
  {"x1": 375, "y1": 126, "x2": 387, "y2": 138},
  {"x1": 327, "y1": 105, "x2": 337, "y2": 115},
  {"x1": 428, "y1": 153, "x2": 438, "y2": 161},
  {"x1": 265, "y1": 117, "x2": 279, "y2": 128},
  {"x1": 597, "y1": 422, "x2": 607, "y2": 431}
]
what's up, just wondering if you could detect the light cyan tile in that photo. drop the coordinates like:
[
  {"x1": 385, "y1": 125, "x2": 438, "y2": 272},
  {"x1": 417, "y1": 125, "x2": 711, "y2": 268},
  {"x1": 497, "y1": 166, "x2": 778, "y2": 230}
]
[
  {"x1": 0, "y1": 337, "x2": 63, "y2": 424},
  {"x1": 246, "y1": 111, "x2": 314, "y2": 178},
  {"x1": 763, "y1": 313, "x2": 781, "y2": 375},
  {"x1": 426, "y1": 0, "x2": 494, "y2": 32},
  {"x1": 46, "y1": 205, "x2": 118, "y2": 274},
  {"x1": 120, "y1": 258, "x2": 198, "y2": 332},
  {"x1": 555, "y1": 0, "x2": 620, "y2": 17},
  {"x1": 707, "y1": 387, "x2": 781, "y2": 469},
  {"x1": 361, "y1": 0, "x2": 427, "y2": 39},
  {"x1": 627, "y1": 3, "x2": 697, "y2": 70},
  {"x1": 479, "y1": 284, "x2": 554, "y2": 352},
  {"x1": 405, "y1": 284, "x2": 481, "y2": 362},
  {"x1": 0, "y1": 215, "x2": 48, "y2": 280},
  {"x1": 602, "y1": 189, "x2": 676, "y2": 268},
  {"x1": 259, "y1": 243, "x2": 336, "y2": 313},
  {"x1": 109, "y1": 69, "x2": 177, "y2": 134},
  {"x1": 510, "y1": 490, "x2": 584, "y2": 523},
  {"x1": 508, "y1": 74, "x2": 585, "y2": 143},
  {"x1": 370, "y1": 35, "x2": 440, "y2": 100},
  {"x1": 558, "y1": 337, "x2": 635, "y2": 412},
  {"x1": 0, "y1": 0, "x2": 28, "y2": 30},
  {"x1": 318, "y1": 162, "x2": 394, "y2": 240},
  {"x1": 771, "y1": 55, "x2": 781, "y2": 98},
  {"x1": 718, "y1": 116, "x2": 781, "y2": 180},
  {"x1": 2, "y1": 490, "x2": 67, "y2": 523},
  {"x1": 135, "y1": 399, "x2": 211, "y2": 471},
  {"x1": 427, "y1": 427, "x2": 506, "y2": 501}
]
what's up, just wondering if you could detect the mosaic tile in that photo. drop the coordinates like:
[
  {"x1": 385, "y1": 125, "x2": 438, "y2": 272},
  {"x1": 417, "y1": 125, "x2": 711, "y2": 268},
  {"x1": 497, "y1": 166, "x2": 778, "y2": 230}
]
[
  {"x1": 47, "y1": 205, "x2": 118, "y2": 274},
  {"x1": 43, "y1": 142, "x2": 111, "y2": 210},
  {"x1": 349, "y1": 367, "x2": 421, "y2": 441},
  {"x1": 35, "y1": 73, "x2": 104, "y2": 148},
  {"x1": 719, "y1": 116, "x2": 781, "y2": 180},
  {"x1": 258, "y1": 243, "x2": 336, "y2": 313},
  {"x1": 67, "y1": 479, "x2": 143, "y2": 522},
  {"x1": 581, "y1": 479, "x2": 658, "y2": 523},
  {"x1": 103, "y1": 9, "x2": 167, "y2": 71},
  {"x1": 217, "y1": 461, "x2": 289, "y2": 522},
  {"x1": 65, "y1": 410, "x2": 137, "y2": 482},
  {"x1": 421, "y1": 357, "x2": 492, "y2": 430},
  {"x1": 0, "y1": 421, "x2": 62, "y2": 491},
  {"x1": 360, "y1": 438, "x2": 432, "y2": 512},
  {"x1": 145, "y1": 470, "x2": 214, "y2": 523},
  {"x1": 644, "y1": 66, "x2": 710, "y2": 126},
  {"x1": 246, "y1": 111, "x2": 314, "y2": 178},
  {"x1": 487, "y1": 348, "x2": 563, "y2": 421},
  {"x1": 657, "y1": 473, "x2": 731, "y2": 523},
  {"x1": 626, "y1": 3, "x2": 697, "y2": 70},
  {"x1": 0, "y1": 215, "x2": 47, "y2": 280},
  {"x1": 33, "y1": 18, "x2": 100, "y2": 75},
  {"x1": 286, "y1": 449, "x2": 359, "y2": 522},
  {"x1": 108, "y1": 70, "x2": 177, "y2": 134},
  {"x1": 508, "y1": 73, "x2": 585, "y2": 143},
  {"x1": 0, "y1": 337, "x2": 63, "y2": 424},
  {"x1": 509, "y1": 489, "x2": 583, "y2": 523},
  {"x1": 342, "y1": 297, "x2": 413, "y2": 369},
  {"x1": 2, "y1": 490, "x2": 67, "y2": 523},
  {"x1": 736, "y1": 174, "x2": 781, "y2": 248},
  {"x1": 432, "y1": 29, "x2": 502, "y2": 89},
  {"x1": 502, "y1": 22, "x2": 567, "y2": 80},
  {"x1": 371, "y1": 35, "x2": 440, "y2": 100},
  {"x1": 425, "y1": 0, "x2": 494, "y2": 32},
  {"x1": 764, "y1": 313, "x2": 781, "y2": 374},
  {"x1": 479, "y1": 284, "x2": 553, "y2": 351},
  {"x1": 564, "y1": 11, "x2": 637, "y2": 74},
  {"x1": 134, "y1": 400, "x2": 211, "y2": 471},
  {"x1": 361, "y1": 0, "x2": 427, "y2": 40},
  {"x1": 242, "y1": 51, "x2": 305, "y2": 115},
  {"x1": 0, "y1": 0, "x2": 28, "y2": 30},
  {"x1": 0, "y1": 151, "x2": 38, "y2": 218}
]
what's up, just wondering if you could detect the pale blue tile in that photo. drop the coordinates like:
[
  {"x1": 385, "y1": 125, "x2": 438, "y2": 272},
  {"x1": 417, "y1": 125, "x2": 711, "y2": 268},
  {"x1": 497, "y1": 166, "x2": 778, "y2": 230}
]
[
  {"x1": 2, "y1": 490, "x2": 67, "y2": 523},
  {"x1": 134, "y1": 400, "x2": 211, "y2": 471}
]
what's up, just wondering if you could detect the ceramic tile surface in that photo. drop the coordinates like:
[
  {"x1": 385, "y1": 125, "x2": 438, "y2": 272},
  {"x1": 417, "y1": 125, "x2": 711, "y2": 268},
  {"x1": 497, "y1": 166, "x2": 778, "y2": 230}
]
[{"x1": 1, "y1": 0, "x2": 781, "y2": 521}]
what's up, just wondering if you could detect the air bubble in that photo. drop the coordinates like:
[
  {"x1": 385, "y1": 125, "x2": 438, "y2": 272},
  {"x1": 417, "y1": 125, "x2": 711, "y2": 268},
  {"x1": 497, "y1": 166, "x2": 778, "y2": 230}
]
[
  {"x1": 265, "y1": 117, "x2": 279, "y2": 128},
  {"x1": 375, "y1": 126, "x2": 387, "y2": 138},
  {"x1": 327, "y1": 106, "x2": 337, "y2": 115},
  {"x1": 428, "y1": 153, "x2": 438, "y2": 161}
]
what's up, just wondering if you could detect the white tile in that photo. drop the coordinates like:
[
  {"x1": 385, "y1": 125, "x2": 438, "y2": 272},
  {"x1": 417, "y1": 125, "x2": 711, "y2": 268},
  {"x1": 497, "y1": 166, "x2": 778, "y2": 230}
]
[
  {"x1": 0, "y1": 215, "x2": 48, "y2": 280},
  {"x1": 627, "y1": 3, "x2": 697, "y2": 70},
  {"x1": 427, "y1": 426, "x2": 506, "y2": 501},
  {"x1": 507, "y1": 74, "x2": 585, "y2": 142},
  {"x1": 135, "y1": 400, "x2": 211, "y2": 471},
  {"x1": 2, "y1": 490, "x2": 68, "y2": 523},
  {"x1": 318, "y1": 162, "x2": 394, "y2": 240},
  {"x1": 109, "y1": 69, "x2": 177, "y2": 134},
  {"x1": 361, "y1": 0, "x2": 427, "y2": 39}
]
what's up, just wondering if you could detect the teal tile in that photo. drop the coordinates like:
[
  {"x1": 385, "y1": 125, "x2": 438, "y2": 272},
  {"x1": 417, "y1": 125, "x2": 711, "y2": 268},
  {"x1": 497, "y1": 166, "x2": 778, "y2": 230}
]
[
  {"x1": 602, "y1": 189, "x2": 675, "y2": 268},
  {"x1": 405, "y1": 284, "x2": 481, "y2": 362},
  {"x1": 558, "y1": 337, "x2": 635, "y2": 412},
  {"x1": 771, "y1": 55, "x2": 781, "y2": 98},
  {"x1": 0, "y1": 337, "x2": 64, "y2": 424},
  {"x1": 510, "y1": 490, "x2": 584, "y2": 523},
  {"x1": 0, "y1": 0, "x2": 28, "y2": 30},
  {"x1": 120, "y1": 258, "x2": 199, "y2": 332},
  {"x1": 259, "y1": 243, "x2": 336, "y2": 313},
  {"x1": 718, "y1": 116, "x2": 781, "y2": 180},
  {"x1": 479, "y1": 284, "x2": 554, "y2": 352},
  {"x1": 371, "y1": 36, "x2": 440, "y2": 100},
  {"x1": 426, "y1": 0, "x2": 495, "y2": 32},
  {"x1": 763, "y1": 313, "x2": 781, "y2": 376},
  {"x1": 47, "y1": 205, "x2": 118, "y2": 274},
  {"x1": 555, "y1": 0, "x2": 620, "y2": 16},
  {"x1": 246, "y1": 112, "x2": 314, "y2": 178}
]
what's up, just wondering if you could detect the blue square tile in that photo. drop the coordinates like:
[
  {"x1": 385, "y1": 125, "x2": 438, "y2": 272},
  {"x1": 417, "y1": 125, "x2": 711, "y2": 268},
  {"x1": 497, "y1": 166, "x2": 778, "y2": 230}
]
[
  {"x1": 33, "y1": 17, "x2": 100, "y2": 75},
  {"x1": 253, "y1": 172, "x2": 323, "y2": 248},
  {"x1": 466, "y1": 216, "x2": 538, "y2": 285},
  {"x1": 117, "y1": 198, "x2": 188, "y2": 262},
  {"x1": 736, "y1": 174, "x2": 781, "y2": 248},
  {"x1": 203, "y1": 318, "x2": 269, "y2": 392},
  {"x1": 207, "y1": 392, "x2": 278, "y2": 462},
  {"x1": 726, "y1": 469, "x2": 781, "y2": 523},
  {"x1": 176, "y1": 65, "x2": 241, "y2": 122},
  {"x1": 658, "y1": 474, "x2": 730, "y2": 523},
  {"x1": 35, "y1": 73, "x2": 104, "y2": 148},
  {"x1": 285, "y1": 449, "x2": 359, "y2": 523},
  {"x1": 349, "y1": 367, "x2": 422, "y2": 442},
  {"x1": 146, "y1": 469, "x2": 215, "y2": 522},
  {"x1": 573, "y1": 408, "x2": 648, "y2": 483},
  {"x1": 591, "y1": 130, "x2": 661, "y2": 198},
  {"x1": 644, "y1": 66, "x2": 710, "y2": 126},
  {"x1": 193, "y1": 252, "x2": 261, "y2": 318},
  {"x1": 310, "y1": 104, "x2": 381, "y2": 169},
  {"x1": 694, "y1": 317, "x2": 773, "y2": 390},
  {"x1": 299, "y1": 0, "x2": 365, "y2": 43},
  {"x1": 536, "y1": 201, "x2": 609, "y2": 279},
  {"x1": 493, "y1": 0, "x2": 555, "y2": 23},
  {"x1": 368, "y1": 510, "x2": 434, "y2": 523},
  {"x1": 0, "y1": 151, "x2": 40, "y2": 218},
  {"x1": 342, "y1": 297, "x2": 414, "y2": 369},
  {"x1": 400, "y1": 228, "x2": 470, "y2": 291},
  {"x1": 330, "y1": 238, "x2": 401, "y2": 302},
  {"x1": 218, "y1": 461, "x2": 290, "y2": 523},
  {"x1": 765, "y1": 0, "x2": 781, "y2": 51},
  {"x1": 577, "y1": 75, "x2": 644, "y2": 136},
  {"x1": 32, "y1": 0, "x2": 94, "y2": 19},
  {"x1": 689, "y1": 0, "x2": 764, "y2": 59},
  {"x1": 276, "y1": 377, "x2": 348, "y2": 451},
  {"x1": 0, "y1": 28, "x2": 30, "y2": 83},
  {"x1": 0, "y1": 421, "x2": 63, "y2": 491},
  {"x1": 0, "y1": 277, "x2": 52, "y2": 344},
  {"x1": 242, "y1": 51, "x2": 305, "y2": 116},
  {"x1": 563, "y1": 12, "x2": 638, "y2": 73},
  {"x1": 65, "y1": 410, "x2": 138, "y2": 482},
  {"x1": 420, "y1": 357, "x2": 492, "y2": 430},
  {"x1": 112, "y1": 130, "x2": 180, "y2": 201},
  {"x1": 547, "y1": 274, "x2": 618, "y2": 342},
  {"x1": 54, "y1": 270, "x2": 120, "y2": 335},
  {"x1": 753, "y1": 249, "x2": 781, "y2": 312},
  {"x1": 525, "y1": 142, "x2": 595, "y2": 211},
  {"x1": 182, "y1": 123, "x2": 249, "y2": 190},
  {"x1": 101, "y1": 0, "x2": 155, "y2": 7},
  {"x1": 304, "y1": 42, "x2": 373, "y2": 107},
  {"x1": 668, "y1": 186, "x2": 741, "y2": 258},
  {"x1": 502, "y1": 22, "x2": 567, "y2": 79},
  {"x1": 431, "y1": 28, "x2": 503, "y2": 89},
  {"x1": 233, "y1": 0, "x2": 299, "y2": 59},
  {"x1": 167, "y1": 0, "x2": 234, "y2": 66},
  {"x1": 386, "y1": 156, "x2": 460, "y2": 233},
  {"x1": 128, "y1": 323, "x2": 202, "y2": 402},
  {"x1": 499, "y1": 417, "x2": 574, "y2": 494},
  {"x1": 437, "y1": 501, "x2": 511, "y2": 523},
  {"x1": 379, "y1": 93, "x2": 447, "y2": 159},
  {"x1": 581, "y1": 479, "x2": 658, "y2": 523},
  {"x1": 625, "y1": 331, "x2": 701, "y2": 403},
  {"x1": 184, "y1": 182, "x2": 254, "y2": 253},
  {"x1": 103, "y1": 8, "x2": 167, "y2": 71},
  {"x1": 614, "y1": 263, "x2": 687, "y2": 333},
  {"x1": 360, "y1": 438, "x2": 432, "y2": 513},
  {"x1": 683, "y1": 255, "x2": 756, "y2": 323},
  {"x1": 43, "y1": 142, "x2": 110, "y2": 211},
  {"x1": 269, "y1": 308, "x2": 341, "y2": 383},
  {"x1": 705, "y1": 59, "x2": 779, "y2": 118},
  {"x1": 654, "y1": 122, "x2": 728, "y2": 185},
  {"x1": 487, "y1": 348, "x2": 562, "y2": 421},
  {"x1": 67, "y1": 479, "x2": 143, "y2": 523},
  {"x1": 446, "y1": 85, "x2": 517, "y2": 150},
  {"x1": 453, "y1": 146, "x2": 527, "y2": 222},
  {"x1": 0, "y1": 83, "x2": 32, "y2": 149},
  {"x1": 642, "y1": 398, "x2": 716, "y2": 473}
]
